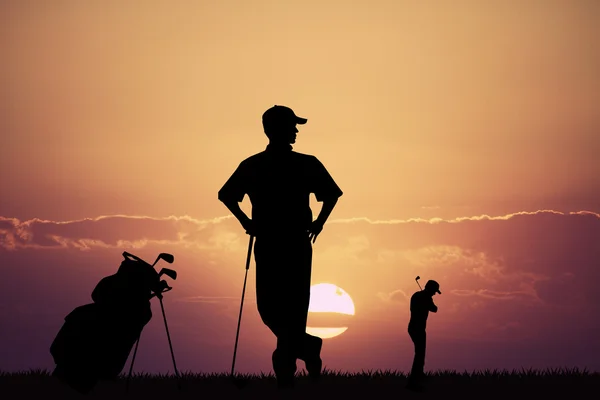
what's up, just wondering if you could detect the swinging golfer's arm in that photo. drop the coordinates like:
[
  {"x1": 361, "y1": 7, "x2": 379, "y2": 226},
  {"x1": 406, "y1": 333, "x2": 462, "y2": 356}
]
[{"x1": 429, "y1": 299, "x2": 438, "y2": 313}]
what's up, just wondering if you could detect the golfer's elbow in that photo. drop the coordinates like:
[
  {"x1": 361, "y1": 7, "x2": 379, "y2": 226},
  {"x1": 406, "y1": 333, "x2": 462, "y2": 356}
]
[
  {"x1": 217, "y1": 190, "x2": 229, "y2": 204},
  {"x1": 322, "y1": 197, "x2": 339, "y2": 208},
  {"x1": 221, "y1": 200, "x2": 240, "y2": 214},
  {"x1": 218, "y1": 190, "x2": 238, "y2": 206}
]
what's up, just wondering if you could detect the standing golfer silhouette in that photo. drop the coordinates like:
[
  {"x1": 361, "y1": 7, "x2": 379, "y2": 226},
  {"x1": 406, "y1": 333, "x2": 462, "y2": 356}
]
[{"x1": 218, "y1": 105, "x2": 343, "y2": 389}]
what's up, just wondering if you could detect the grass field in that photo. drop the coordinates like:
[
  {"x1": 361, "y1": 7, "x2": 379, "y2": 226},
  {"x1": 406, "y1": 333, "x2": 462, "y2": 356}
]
[{"x1": 1, "y1": 368, "x2": 597, "y2": 399}]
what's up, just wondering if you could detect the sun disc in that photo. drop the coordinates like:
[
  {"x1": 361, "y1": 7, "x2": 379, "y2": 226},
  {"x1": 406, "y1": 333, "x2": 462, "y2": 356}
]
[
  {"x1": 307, "y1": 283, "x2": 355, "y2": 339},
  {"x1": 306, "y1": 327, "x2": 348, "y2": 339},
  {"x1": 308, "y1": 283, "x2": 355, "y2": 315}
]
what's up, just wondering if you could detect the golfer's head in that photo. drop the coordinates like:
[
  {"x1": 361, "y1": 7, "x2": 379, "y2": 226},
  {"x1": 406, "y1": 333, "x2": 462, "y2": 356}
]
[
  {"x1": 262, "y1": 105, "x2": 307, "y2": 144},
  {"x1": 425, "y1": 280, "x2": 442, "y2": 296}
]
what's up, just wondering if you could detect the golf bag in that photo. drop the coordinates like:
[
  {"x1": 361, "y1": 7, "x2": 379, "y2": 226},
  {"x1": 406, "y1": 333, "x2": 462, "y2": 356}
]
[{"x1": 50, "y1": 251, "x2": 176, "y2": 394}]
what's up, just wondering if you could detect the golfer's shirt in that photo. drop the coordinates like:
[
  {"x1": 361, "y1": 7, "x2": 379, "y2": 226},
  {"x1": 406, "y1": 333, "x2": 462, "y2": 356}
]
[
  {"x1": 218, "y1": 145, "x2": 343, "y2": 236},
  {"x1": 408, "y1": 291, "x2": 436, "y2": 331}
]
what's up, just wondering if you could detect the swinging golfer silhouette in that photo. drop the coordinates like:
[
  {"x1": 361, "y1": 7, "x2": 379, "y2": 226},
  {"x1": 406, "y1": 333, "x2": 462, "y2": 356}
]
[
  {"x1": 407, "y1": 279, "x2": 441, "y2": 391},
  {"x1": 218, "y1": 105, "x2": 343, "y2": 388}
]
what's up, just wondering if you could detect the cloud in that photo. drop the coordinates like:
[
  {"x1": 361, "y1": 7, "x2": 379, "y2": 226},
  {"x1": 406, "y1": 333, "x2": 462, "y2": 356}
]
[
  {"x1": 327, "y1": 209, "x2": 589, "y2": 225},
  {"x1": 378, "y1": 289, "x2": 408, "y2": 303},
  {"x1": 1, "y1": 209, "x2": 597, "y2": 251},
  {"x1": 420, "y1": 205, "x2": 441, "y2": 210},
  {"x1": 0, "y1": 214, "x2": 236, "y2": 250},
  {"x1": 451, "y1": 289, "x2": 538, "y2": 302}
]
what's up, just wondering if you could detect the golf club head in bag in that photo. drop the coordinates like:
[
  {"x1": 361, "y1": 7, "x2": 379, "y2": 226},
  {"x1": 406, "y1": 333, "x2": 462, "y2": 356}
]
[
  {"x1": 158, "y1": 268, "x2": 177, "y2": 280},
  {"x1": 152, "y1": 253, "x2": 175, "y2": 267}
]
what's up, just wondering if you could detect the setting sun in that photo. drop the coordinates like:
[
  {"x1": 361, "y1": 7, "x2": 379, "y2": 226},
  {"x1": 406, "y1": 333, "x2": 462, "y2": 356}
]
[{"x1": 306, "y1": 283, "x2": 355, "y2": 339}]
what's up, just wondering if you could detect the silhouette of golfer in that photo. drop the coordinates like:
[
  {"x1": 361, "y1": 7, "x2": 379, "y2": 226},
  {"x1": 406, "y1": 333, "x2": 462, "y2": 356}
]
[
  {"x1": 407, "y1": 280, "x2": 441, "y2": 390},
  {"x1": 218, "y1": 105, "x2": 343, "y2": 388}
]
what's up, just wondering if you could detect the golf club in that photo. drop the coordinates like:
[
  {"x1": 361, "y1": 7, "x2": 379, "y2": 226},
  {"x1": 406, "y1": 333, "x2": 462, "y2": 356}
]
[
  {"x1": 415, "y1": 276, "x2": 423, "y2": 291},
  {"x1": 152, "y1": 253, "x2": 175, "y2": 267},
  {"x1": 125, "y1": 254, "x2": 180, "y2": 393},
  {"x1": 158, "y1": 268, "x2": 177, "y2": 280},
  {"x1": 125, "y1": 334, "x2": 142, "y2": 393},
  {"x1": 230, "y1": 235, "x2": 254, "y2": 389},
  {"x1": 158, "y1": 294, "x2": 181, "y2": 390}
]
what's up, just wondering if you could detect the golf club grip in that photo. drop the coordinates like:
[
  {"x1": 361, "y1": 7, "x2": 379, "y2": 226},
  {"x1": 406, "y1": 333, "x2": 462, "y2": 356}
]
[{"x1": 245, "y1": 236, "x2": 254, "y2": 270}]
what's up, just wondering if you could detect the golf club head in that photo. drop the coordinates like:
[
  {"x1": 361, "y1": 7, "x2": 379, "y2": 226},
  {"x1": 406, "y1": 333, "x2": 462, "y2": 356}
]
[
  {"x1": 158, "y1": 268, "x2": 177, "y2": 280},
  {"x1": 151, "y1": 252, "x2": 175, "y2": 267},
  {"x1": 159, "y1": 253, "x2": 174, "y2": 264},
  {"x1": 415, "y1": 276, "x2": 423, "y2": 290}
]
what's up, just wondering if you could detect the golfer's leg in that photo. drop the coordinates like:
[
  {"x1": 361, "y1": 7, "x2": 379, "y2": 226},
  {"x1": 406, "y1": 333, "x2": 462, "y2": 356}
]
[
  {"x1": 289, "y1": 296, "x2": 310, "y2": 362},
  {"x1": 409, "y1": 331, "x2": 420, "y2": 377},
  {"x1": 301, "y1": 253, "x2": 324, "y2": 380},
  {"x1": 294, "y1": 238, "x2": 317, "y2": 362},
  {"x1": 272, "y1": 302, "x2": 299, "y2": 386},
  {"x1": 295, "y1": 282, "x2": 311, "y2": 362},
  {"x1": 260, "y1": 298, "x2": 298, "y2": 384},
  {"x1": 286, "y1": 246, "x2": 311, "y2": 366},
  {"x1": 255, "y1": 237, "x2": 291, "y2": 382},
  {"x1": 421, "y1": 332, "x2": 427, "y2": 373},
  {"x1": 415, "y1": 333, "x2": 426, "y2": 376},
  {"x1": 273, "y1": 334, "x2": 297, "y2": 380}
]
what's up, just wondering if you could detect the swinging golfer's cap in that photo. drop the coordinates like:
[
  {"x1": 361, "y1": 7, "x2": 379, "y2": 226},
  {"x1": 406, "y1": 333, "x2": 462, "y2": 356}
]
[
  {"x1": 425, "y1": 280, "x2": 442, "y2": 294},
  {"x1": 262, "y1": 105, "x2": 307, "y2": 130}
]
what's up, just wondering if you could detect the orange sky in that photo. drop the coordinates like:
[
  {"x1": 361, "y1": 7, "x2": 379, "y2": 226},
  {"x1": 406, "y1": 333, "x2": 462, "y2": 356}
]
[{"x1": 1, "y1": 0, "x2": 599, "y2": 374}]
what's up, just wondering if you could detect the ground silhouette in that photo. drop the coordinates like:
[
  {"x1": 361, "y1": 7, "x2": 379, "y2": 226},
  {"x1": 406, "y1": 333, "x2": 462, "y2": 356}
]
[{"x1": 2, "y1": 368, "x2": 597, "y2": 399}]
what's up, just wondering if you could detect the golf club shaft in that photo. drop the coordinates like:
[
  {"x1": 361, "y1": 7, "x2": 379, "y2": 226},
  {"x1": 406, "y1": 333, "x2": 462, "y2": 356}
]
[
  {"x1": 159, "y1": 297, "x2": 181, "y2": 388},
  {"x1": 125, "y1": 335, "x2": 141, "y2": 393},
  {"x1": 231, "y1": 235, "x2": 254, "y2": 378}
]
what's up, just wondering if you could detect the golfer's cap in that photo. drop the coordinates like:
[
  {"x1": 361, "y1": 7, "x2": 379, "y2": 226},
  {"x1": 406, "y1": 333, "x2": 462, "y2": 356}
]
[
  {"x1": 262, "y1": 105, "x2": 307, "y2": 129},
  {"x1": 425, "y1": 280, "x2": 442, "y2": 295}
]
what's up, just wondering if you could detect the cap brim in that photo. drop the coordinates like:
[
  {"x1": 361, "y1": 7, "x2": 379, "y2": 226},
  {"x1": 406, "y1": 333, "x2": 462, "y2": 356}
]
[
  {"x1": 437, "y1": 290, "x2": 442, "y2": 295},
  {"x1": 296, "y1": 117, "x2": 307, "y2": 125}
]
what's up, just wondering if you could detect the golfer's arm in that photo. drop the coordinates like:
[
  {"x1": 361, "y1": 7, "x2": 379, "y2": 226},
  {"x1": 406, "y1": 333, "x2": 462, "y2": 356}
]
[
  {"x1": 315, "y1": 198, "x2": 338, "y2": 224},
  {"x1": 222, "y1": 200, "x2": 250, "y2": 225},
  {"x1": 430, "y1": 301, "x2": 438, "y2": 313}
]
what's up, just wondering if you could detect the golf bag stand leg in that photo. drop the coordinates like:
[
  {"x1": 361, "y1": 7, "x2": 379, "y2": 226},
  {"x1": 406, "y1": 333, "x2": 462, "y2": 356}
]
[
  {"x1": 159, "y1": 296, "x2": 181, "y2": 390},
  {"x1": 231, "y1": 234, "x2": 254, "y2": 380},
  {"x1": 125, "y1": 334, "x2": 142, "y2": 393}
]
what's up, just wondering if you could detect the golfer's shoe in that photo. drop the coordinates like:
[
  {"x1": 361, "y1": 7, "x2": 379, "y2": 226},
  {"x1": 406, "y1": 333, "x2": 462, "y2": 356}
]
[
  {"x1": 272, "y1": 349, "x2": 297, "y2": 389},
  {"x1": 304, "y1": 336, "x2": 323, "y2": 381}
]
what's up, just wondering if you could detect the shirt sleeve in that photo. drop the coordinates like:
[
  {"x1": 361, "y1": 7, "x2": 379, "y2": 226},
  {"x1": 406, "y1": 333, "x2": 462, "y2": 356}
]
[
  {"x1": 311, "y1": 156, "x2": 343, "y2": 202},
  {"x1": 218, "y1": 161, "x2": 249, "y2": 203}
]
